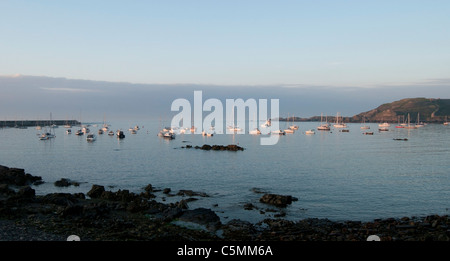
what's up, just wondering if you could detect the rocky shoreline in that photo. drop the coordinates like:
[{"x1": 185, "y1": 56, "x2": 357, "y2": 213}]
[{"x1": 1, "y1": 165, "x2": 449, "y2": 241}]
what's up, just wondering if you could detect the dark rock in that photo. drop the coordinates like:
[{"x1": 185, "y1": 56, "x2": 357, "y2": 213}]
[
  {"x1": 40, "y1": 193, "x2": 79, "y2": 206},
  {"x1": 177, "y1": 199, "x2": 189, "y2": 209},
  {"x1": 177, "y1": 190, "x2": 209, "y2": 197},
  {"x1": 54, "y1": 178, "x2": 80, "y2": 187},
  {"x1": 201, "y1": 144, "x2": 212, "y2": 150},
  {"x1": 193, "y1": 144, "x2": 244, "y2": 151},
  {"x1": 244, "y1": 203, "x2": 256, "y2": 210},
  {"x1": 144, "y1": 184, "x2": 153, "y2": 192},
  {"x1": 62, "y1": 205, "x2": 84, "y2": 217},
  {"x1": 0, "y1": 184, "x2": 14, "y2": 195},
  {"x1": 163, "y1": 188, "x2": 171, "y2": 194},
  {"x1": 87, "y1": 185, "x2": 105, "y2": 199},
  {"x1": 0, "y1": 165, "x2": 43, "y2": 186},
  {"x1": 259, "y1": 193, "x2": 298, "y2": 208},
  {"x1": 18, "y1": 186, "x2": 35, "y2": 198},
  {"x1": 178, "y1": 208, "x2": 221, "y2": 231}
]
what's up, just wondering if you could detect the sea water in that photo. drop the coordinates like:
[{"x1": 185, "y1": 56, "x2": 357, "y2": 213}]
[{"x1": 0, "y1": 121, "x2": 449, "y2": 223}]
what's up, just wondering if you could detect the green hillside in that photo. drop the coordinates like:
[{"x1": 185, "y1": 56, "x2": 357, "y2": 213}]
[{"x1": 352, "y1": 98, "x2": 450, "y2": 123}]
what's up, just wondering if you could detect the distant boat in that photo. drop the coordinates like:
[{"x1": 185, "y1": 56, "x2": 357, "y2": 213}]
[
  {"x1": 202, "y1": 131, "x2": 213, "y2": 136},
  {"x1": 108, "y1": 131, "x2": 114, "y2": 136},
  {"x1": 363, "y1": 132, "x2": 374, "y2": 135},
  {"x1": 66, "y1": 129, "x2": 72, "y2": 134},
  {"x1": 163, "y1": 132, "x2": 175, "y2": 139},
  {"x1": 116, "y1": 130, "x2": 125, "y2": 139},
  {"x1": 305, "y1": 129, "x2": 315, "y2": 135},
  {"x1": 415, "y1": 113, "x2": 425, "y2": 128},
  {"x1": 271, "y1": 130, "x2": 286, "y2": 135},
  {"x1": 288, "y1": 114, "x2": 299, "y2": 130},
  {"x1": 130, "y1": 129, "x2": 137, "y2": 134},
  {"x1": 378, "y1": 122, "x2": 390, "y2": 128},
  {"x1": 74, "y1": 129, "x2": 83, "y2": 136},
  {"x1": 227, "y1": 125, "x2": 242, "y2": 132},
  {"x1": 360, "y1": 117, "x2": 370, "y2": 130},
  {"x1": 261, "y1": 119, "x2": 271, "y2": 128},
  {"x1": 98, "y1": 129, "x2": 104, "y2": 134},
  {"x1": 403, "y1": 113, "x2": 417, "y2": 129},
  {"x1": 378, "y1": 127, "x2": 389, "y2": 132},
  {"x1": 317, "y1": 113, "x2": 331, "y2": 131},
  {"x1": 444, "y1": 116, "x2": 449, "y2": 125},
  {"x1": 284, "y1": 128, "x2": 295, "y2": 134},
  {"x1": 249, "y1": 128, "x2": 261, "y2": 135},
  {"x1": 86, "y1": 133, "x2": 96, "y2": 142},
  {"x1": 39, "y1": 132, "x2": 55, "y2": 140},
  {"x1": 333, "y1": 112, "x2": 347, "y2": 128}
]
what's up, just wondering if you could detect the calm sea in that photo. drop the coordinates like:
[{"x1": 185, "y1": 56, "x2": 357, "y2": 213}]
[{"x1": 1, "y1": 120, "x2": 449, "y2": 223}]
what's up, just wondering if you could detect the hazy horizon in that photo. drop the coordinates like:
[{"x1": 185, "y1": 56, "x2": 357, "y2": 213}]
[{"x1": 1, "y1": 74, "x2": 449, "y2": 123}]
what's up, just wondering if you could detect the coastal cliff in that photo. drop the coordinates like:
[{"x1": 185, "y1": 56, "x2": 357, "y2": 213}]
[{"x1": 280, "y1": 98, "x2": 450, "y2": 123}]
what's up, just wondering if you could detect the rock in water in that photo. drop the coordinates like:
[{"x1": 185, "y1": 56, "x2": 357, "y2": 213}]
[{"x1": 259, "y1": 194, "x2": 298, "y2": 208}]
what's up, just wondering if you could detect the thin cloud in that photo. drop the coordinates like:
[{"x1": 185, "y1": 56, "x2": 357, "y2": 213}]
[{"x1": 40, "y1": 87, "x2": 102, "y2": 93}]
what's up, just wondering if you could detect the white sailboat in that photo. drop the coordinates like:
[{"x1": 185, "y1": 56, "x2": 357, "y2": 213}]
[
  {"x1": 415, "y1": 113, "x2": 425, "y2": 127},
  {"x1": 403, "y1": 113, "x2": 417, "y2": 129},
  {"x1": 317, "y1": 113, "x2": 330, "y2": 131},
  {"x1": 444, "y1": 116, "x2": 449, "y2": 125},
  {"x1": 333, "y1": 112, "x2": 347, "y2": 128},
  {"x1": 360, "y1": 117, "x2": 370, "y2": 130}
]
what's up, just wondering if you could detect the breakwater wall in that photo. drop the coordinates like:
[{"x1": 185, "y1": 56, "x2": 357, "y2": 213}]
[{"x1": 0, "y1": 120, "x2": 80, "y2": 128}]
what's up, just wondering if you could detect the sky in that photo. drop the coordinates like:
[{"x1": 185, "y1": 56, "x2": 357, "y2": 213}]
[
  {"x1": 1, "y1": 0, "x2": 450, "y2": 86},
  {"x1": 1, "y1": 1, "x2": 450, "y2": 122}
]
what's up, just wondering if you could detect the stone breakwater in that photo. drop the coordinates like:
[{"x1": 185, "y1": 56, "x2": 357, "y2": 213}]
[{"x1": 1, "y1": 165, "x2": 449, "y2": 241}]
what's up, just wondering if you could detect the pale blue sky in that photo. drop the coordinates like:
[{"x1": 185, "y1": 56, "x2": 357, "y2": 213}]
[{"x1": 1, "y1": 0, "x2": 450, "y2": 86}]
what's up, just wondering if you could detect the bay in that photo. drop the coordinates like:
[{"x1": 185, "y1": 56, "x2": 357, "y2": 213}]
[{"x1": 0, "y1": 121, "x2": 449, "y2": 223}]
